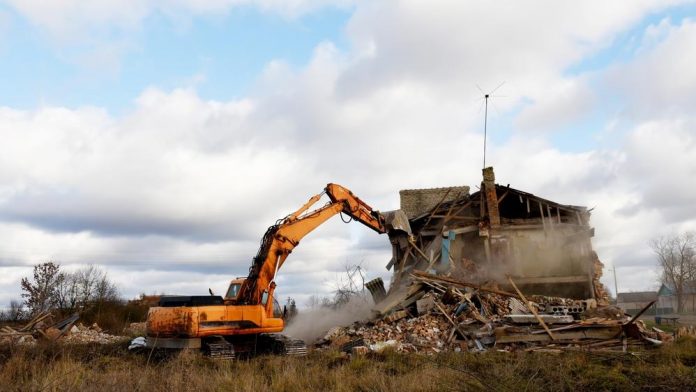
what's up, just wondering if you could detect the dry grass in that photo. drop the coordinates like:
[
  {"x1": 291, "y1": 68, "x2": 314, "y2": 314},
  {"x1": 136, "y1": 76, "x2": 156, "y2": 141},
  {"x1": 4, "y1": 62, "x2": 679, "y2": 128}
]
[{"x1": 1, "y1": 338, "x2": 696, "y2": 392}]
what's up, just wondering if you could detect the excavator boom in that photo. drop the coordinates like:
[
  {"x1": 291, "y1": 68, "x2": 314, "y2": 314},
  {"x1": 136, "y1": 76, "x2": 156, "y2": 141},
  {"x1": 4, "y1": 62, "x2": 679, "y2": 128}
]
[{"x1": 236, "y1": 183, "x2": 385, "y2": 305}]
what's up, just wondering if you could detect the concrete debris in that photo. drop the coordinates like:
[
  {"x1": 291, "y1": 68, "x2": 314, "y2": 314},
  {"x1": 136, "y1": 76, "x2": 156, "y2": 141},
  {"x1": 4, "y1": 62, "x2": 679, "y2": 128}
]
[
  {"x1": 315, "y1": 272, "x2": 675, "y2": 355},
  {"x1": 365, "y1": 278, "x2": 387, "y2": 304},
  {"x1": 0, "y1": 311, "x2": 127, "y2": 346},
  {"x1": 504, "y1": 314, "x2": 575, "y2": 324},
  {"x1": 61, "y1": 323, "x2": 126, "y2": 344},
  {"x1": 416, "y1": 296, "x2": 435, "y2": 315}
]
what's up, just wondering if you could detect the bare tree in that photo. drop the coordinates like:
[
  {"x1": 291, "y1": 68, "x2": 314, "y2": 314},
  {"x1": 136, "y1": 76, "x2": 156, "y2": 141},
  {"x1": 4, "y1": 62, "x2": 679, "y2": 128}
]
[
  {"x1": 0, "y1": 299, "x2": 26, "y2": 322},
  {"x1": 651, "y1": 232, "x2": 696, "y2": 313},
  {"x1": 56, "y1": 272, "x2": 80, "y2": 313},
  {"x1": 305, "y1": 294, "x2": 332, "y2": 309},
  {"x1": 332, "y1": 263, "x2": 368, "y2": 308},
  {"x1": 20, "y1": 262, "x2": 63, "y2": 315},
  {"x1": 22, "y1": 262, "x2": 119, "y2": 315},
  {"x1": 56, "y1": 265, "x2": 119, "y2": 313}
]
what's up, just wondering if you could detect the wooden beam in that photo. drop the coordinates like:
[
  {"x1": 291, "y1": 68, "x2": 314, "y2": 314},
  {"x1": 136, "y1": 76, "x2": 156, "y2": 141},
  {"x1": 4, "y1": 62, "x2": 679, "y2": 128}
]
[
  {"x1": 435, "y1": 301, "x2": 468, "y2": 342},
  {"x1": 626, "y1": 300, "x2": 657, "y2": 325},
  {"x1": 508, "y1": 276, "x2": 555, "y2": 341},
  {"x1": 411, "y1": 271, "x2": 520, "y2": 299}
]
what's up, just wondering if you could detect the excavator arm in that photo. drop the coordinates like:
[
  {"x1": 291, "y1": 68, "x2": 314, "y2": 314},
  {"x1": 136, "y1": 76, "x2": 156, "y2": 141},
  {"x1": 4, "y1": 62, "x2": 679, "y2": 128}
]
[{"x1": 236, "y1": 183, "x2": 385, "y2": 305}]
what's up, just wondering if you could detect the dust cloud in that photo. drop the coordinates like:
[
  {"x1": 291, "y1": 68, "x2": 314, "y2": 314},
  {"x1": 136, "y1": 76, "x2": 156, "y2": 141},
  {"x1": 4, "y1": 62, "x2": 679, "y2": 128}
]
[{"x1": 283, "y1": 295, "x2": 374, "y2": 344}]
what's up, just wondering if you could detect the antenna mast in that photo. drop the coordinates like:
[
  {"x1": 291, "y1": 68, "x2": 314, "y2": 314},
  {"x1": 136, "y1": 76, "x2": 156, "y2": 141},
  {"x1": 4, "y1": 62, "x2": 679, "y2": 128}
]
[
  {"x1": 483, "y1": 93, "x2": 489, "y2": 168},
  {"x1": 478, "y1": 82, "x2": 504, "y2": 169}
]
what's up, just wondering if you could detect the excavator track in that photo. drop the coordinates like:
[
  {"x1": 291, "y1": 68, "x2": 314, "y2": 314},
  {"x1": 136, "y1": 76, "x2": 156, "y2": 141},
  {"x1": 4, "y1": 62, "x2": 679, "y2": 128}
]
[
  {"x1": 203, "y1": 336, "x2": 236, "y2": 360},
  {"x1": 259, "y1": 334, "x2": 308, "y2": 356}
]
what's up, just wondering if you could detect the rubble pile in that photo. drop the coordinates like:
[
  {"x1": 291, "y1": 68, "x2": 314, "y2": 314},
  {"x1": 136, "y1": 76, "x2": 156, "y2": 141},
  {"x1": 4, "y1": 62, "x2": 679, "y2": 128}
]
[
  {"x1": 124, "y1": 322, "x2": 146, "y2": 336},
  {"x1": 0, "y1": 311, "x2": 126, "y2": 346},
  {"x1": 62, "y1": 323, "x2": 126, "y2": 344},
  {"x1": 323, "y1": 312, "x2": 452, "y2": 353},
  {"x1": 318, "y1": 271, "x2": 681, "y2": 354}
]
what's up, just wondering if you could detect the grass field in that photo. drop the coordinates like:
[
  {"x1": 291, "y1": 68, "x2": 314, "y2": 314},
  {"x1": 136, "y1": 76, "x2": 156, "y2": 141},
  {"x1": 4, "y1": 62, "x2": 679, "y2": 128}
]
[{"x1": 1, "y1": 337, "x2": 696, "y2": 391}]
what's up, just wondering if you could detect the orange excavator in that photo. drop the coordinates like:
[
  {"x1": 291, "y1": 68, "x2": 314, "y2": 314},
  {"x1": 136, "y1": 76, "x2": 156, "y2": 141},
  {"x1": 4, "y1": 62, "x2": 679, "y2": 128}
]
[{"x1": 145, "y1": 183, "x2": 389, "y2": 358}]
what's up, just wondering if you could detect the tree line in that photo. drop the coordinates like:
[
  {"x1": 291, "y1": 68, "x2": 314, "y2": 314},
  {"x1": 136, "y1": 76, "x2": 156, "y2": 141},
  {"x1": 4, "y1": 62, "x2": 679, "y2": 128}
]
[
  {"x1": 1, "y1": 262, "x2": 122, "y2": 324},
  {"x1": 651, "y1": 231, "x2": 696, "y2": 313}
]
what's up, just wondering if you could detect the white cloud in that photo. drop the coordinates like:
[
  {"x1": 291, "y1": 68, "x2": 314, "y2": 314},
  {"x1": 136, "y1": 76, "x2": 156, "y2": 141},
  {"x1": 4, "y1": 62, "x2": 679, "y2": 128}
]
[
  {"x1": 2, "y1": 0, "x2": 354, "y2": 40},
  {"x1": 515, "y1": 77, "x2": 595, "y2": 132},
  {"x1": 3, "y1": 1, "x2": 696, "y2": 305},
  {"x1": 611, "y1": 18, "x2": 696, "y2": 119},
  {"x1": 340, "y1": 1, "x2": 687, "y2": 100}
]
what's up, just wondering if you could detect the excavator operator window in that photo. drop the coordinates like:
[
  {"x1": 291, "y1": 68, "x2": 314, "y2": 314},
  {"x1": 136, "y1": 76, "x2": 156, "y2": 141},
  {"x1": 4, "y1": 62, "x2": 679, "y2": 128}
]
[
  {"x1": 272, "y1": 298, "x2": 282, "y2": 318},
  {"x1": 226, "y1": 283, "x2": 241, "y2": 299},
  {"x1": 261, "y1": 291, "x2": 268, "y2": 305}
]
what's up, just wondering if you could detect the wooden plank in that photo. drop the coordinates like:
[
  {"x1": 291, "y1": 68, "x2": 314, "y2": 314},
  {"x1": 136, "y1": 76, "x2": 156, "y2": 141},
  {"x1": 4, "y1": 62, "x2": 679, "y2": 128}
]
[
  {"x1": 372, "y1": 283, "x2": 424, "y2": 316},
  {"x1": 394, "y1": 246, "x2": 413, "y2": 284},
  {"x1": 411, "y1": 271, "x2": 520, "y2": 299},
  {"x1": 429, "y1": 215, "x2": 478, "y2": 220},
  {"x1": 508, "y1": 276, "x2": 555, "y2": 341},
  {"x1": 409, "y1": 240, "x2": 433, "y2": 265},
  {"x1": 19, "y1": 311, "x2": 51, "y2": 332},
  {"x1": 447, "y1": 226, "x2": 480, "y2": 235},
  {"x1": 435, "y1": 301, "x2": 468, "y2": 342},
  {"x1": 625, "y1": 300, "x2": 657, "y2": 325}
]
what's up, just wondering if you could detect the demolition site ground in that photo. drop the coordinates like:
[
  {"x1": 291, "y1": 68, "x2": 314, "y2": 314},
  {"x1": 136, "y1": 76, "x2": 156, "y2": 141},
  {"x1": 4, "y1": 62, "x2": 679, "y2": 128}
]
[{"x1": 1, "y1": 337, "x2": 696, "y2": 391}]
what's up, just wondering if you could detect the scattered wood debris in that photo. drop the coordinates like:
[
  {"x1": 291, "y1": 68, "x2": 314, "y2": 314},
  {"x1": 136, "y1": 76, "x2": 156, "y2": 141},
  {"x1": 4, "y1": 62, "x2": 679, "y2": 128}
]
[
  {"x1": 0, "y1": 312, "x2": 127, "y2": 346},
  {"x1": 316, "y1": 272, "x2": 681, "y2": 354}
]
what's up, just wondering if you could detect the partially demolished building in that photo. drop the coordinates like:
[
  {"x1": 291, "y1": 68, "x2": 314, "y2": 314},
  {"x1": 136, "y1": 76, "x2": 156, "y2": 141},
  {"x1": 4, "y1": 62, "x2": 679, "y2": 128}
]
[
  {"x1": 317, "y1": 168, "x2": 688, "y2": 354},
  {"x1": 380, "y1": 167, "x2": 608, "y2": 311}
]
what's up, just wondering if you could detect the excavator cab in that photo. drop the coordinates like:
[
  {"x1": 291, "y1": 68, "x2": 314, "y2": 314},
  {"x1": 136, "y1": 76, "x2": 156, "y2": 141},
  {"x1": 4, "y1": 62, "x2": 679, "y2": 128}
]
[
  {"x1": 224, "y1": 278, "x2": 282, "y2": 317},
  {"x1": 224, "y1": 278, "x2": 245, "y2": 301}
]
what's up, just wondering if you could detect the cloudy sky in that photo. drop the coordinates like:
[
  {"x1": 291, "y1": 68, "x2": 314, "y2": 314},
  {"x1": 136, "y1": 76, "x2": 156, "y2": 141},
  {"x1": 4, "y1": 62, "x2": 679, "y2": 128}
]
[{"x1": 1, "y1": 0, "x2": 696, "y2": 307}]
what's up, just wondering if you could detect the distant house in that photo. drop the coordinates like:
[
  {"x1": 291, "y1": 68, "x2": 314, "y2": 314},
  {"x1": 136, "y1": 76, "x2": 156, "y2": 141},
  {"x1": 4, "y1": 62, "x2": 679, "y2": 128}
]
[
  {"x1": 616, "y1": 291, "x2": 657, "y2": 315},
  {"x1": 657, "y1": 281, "x2": 696, "y2": 313}
]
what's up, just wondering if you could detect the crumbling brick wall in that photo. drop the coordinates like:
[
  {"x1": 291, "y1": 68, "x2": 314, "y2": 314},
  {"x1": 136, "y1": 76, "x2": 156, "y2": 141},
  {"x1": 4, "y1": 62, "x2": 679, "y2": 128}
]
[{"x1": 399, "y1": 187, "x2": 469, "y2": 220}]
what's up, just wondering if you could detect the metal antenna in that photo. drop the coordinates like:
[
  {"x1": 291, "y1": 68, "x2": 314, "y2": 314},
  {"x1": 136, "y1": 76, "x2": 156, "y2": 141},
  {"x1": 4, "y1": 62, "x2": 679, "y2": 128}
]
[
  {"x1": 477, "y1": 82, "x2": 505, "y2": 168},
  {"x1": 483, "y1": 93, "x2": 489, "y2": 168}
]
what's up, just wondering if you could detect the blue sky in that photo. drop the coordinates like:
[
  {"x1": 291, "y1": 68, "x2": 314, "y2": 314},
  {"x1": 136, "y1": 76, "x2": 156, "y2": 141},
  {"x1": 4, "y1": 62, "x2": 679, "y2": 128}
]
[
  {"x1": 0, "y1": 4, "x2": 351, "y2": 111},
  {"x1": 1, "y1": 1, "x2": 696, "y2": 306}
]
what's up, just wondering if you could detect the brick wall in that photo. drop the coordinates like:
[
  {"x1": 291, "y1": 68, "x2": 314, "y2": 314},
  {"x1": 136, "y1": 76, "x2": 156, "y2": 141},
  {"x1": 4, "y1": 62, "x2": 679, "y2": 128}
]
[{"x1": 399, "y1": 186, "x2": 469, "y2": 219}]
